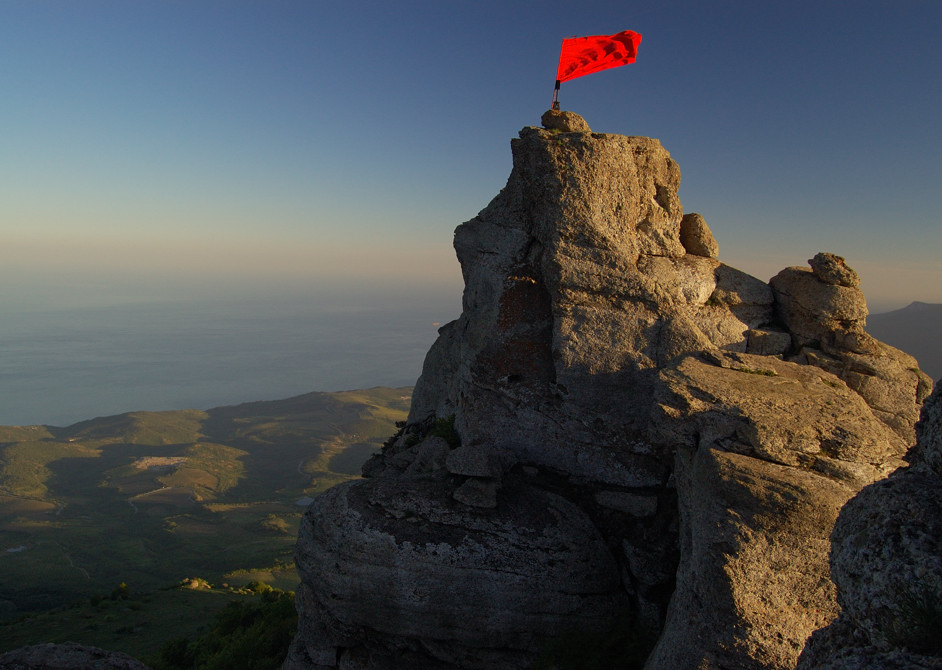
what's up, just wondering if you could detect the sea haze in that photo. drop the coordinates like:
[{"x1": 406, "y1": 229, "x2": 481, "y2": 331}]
[{"x1": 0, "y1": 283, "x2": 460, "y2": 427}]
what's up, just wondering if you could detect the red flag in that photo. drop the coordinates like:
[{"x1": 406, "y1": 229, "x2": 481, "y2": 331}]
[{"x1": 555, "y1": 30, "x2": 642, "y2": 83}]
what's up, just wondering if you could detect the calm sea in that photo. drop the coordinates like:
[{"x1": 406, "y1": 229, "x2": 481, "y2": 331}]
[{"x1": 0, "y1": 286, "x2": 459, "y2": 427}]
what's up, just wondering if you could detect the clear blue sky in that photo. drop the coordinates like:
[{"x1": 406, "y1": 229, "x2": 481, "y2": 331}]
[{"x1": 2, "y1": 0, "x2": 940, "y2": 312}]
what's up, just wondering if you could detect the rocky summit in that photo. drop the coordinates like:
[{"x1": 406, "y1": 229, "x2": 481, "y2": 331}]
[{"x1": 285, "y1": 112, "x2": 934, "y2": 670}]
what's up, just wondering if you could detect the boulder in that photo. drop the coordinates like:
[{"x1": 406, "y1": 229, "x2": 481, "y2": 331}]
[
  {"x1": 540, "y1": 108, "x2": 591, "y2": 132},
  {"x1": 913, "y1": 378, "x2": 942, "y2": 476},
  {"x1": 809, "y1": 251, "x2": 860, "y2": 288},
  {"x1": 647, "y1": 446, "x2": 851, "y2": 670},
  {"x1": 745, "y1": 328, "x2": 792, "y2": 356},
  {"x1": 651, "y1": 352, "x2": 906, "y2": 481},
  {"x1": 770, "y1": 265, "x2": 869, "y2": 348},
  {"x1": 679, "y1": 212, "x2": 719, "y2": 258},
  {"x1": 445, "y1": 443, "x2": 513, "y2": 478},
  {"x1": 830, "y1": 470, "x2": 942, "y2": 648}
]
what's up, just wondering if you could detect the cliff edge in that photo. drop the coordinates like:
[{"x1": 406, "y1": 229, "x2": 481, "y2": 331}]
[{"x1": 285, "y1": 112, "x2": 932, "y2": 670}]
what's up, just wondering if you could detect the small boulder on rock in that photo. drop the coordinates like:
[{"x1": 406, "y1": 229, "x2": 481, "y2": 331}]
[
  {"x1": 540, "y1": 109, "x2": 591, "y2": 133},
  {"x1": 809, "y1": 252, "x2": 861, "y2": 288},
  {"x1": 679, "y1": 212, "x2": 719, "y2": 258}
]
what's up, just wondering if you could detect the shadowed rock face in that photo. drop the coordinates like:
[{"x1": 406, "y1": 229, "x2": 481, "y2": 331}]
[
  {"x1": 286, "y1": 112, "x2": 932, "y2": 670},
  {"x1": 292, "y1": 477, "x2": 625, "y2": 669},
  {"x1": 798, "y1": 383, "x2": 942, "y2": 670}
]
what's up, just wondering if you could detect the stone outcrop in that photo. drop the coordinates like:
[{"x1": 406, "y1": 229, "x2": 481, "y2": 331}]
[
  {"x1": 287, "y1": 111, "x2": 932, "y2": 669},
  {"x1": 770, "y1": 254, "x2": 932, "y2": 442},
  {"x1": 798, "y1": 382, "x2": 942, "y2": 669},
  {"x1": 0, "y1": 643, "x2": 150, "y2": 669},
  {"x1": 290, "y1": 477, "x2": 625, "y2": 669}
]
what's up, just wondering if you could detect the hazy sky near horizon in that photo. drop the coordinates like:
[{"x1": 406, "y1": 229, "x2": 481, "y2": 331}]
[{"x1": 3, "y1": 0, "x2": 940, "y2": 312}]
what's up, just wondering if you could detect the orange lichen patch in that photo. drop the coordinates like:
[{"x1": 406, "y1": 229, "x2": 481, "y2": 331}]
[
  {"x1": 497, "y1": 273, "x2": 550, "y2": 332},
  {"x1": 475, "y1": 268, "x2": 556, "y2": 386}
]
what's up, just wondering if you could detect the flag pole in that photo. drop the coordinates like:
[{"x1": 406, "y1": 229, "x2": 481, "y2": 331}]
[{"x1": 552, "y1": 37, "x2": 565, "y2": 110}]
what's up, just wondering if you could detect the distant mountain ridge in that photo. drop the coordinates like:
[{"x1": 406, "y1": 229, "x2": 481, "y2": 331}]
[{"x1": 867, "y1": 301, "x2": 942, "y2": 381}]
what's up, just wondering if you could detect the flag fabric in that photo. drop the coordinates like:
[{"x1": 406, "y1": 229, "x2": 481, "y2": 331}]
[{"x1": 555, "y1": 30, "x2": 642, "y2": 83}]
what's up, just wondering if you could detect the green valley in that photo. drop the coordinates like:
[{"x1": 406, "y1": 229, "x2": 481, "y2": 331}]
[{"x1": 0, "y1": 387, "x2": 411, "y2": 659}]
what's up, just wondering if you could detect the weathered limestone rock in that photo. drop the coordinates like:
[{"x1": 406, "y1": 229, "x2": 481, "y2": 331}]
[
  {"x1": 745, "y1": 328, "x2": 792, "y2": 356},
  {"x1": 288, "y1": 119, "x2": 930, "y2": 670},
  {"x1": 595, "y1": 490, "x2": 658, "y2": 517},
  {"x1": 809, "y1": 251, "x2": 860, "y2": 288},
  {"x1": 802, "y1": 642, "x2": 942, "y2": 670},
  {"x1": 798, "y1": 382, "x2": 941, "y2": 669},
  {"x1": 804, "y1": 346, "x2": 933, "y2": 442},
  {"x1": 0, "y1": 643, "x2": 149, "y2": 669},
  {"x1": 648, "y1": 446, "x2": 852, "y2": 669},
  {"x1": 451, "y1": 476, "x2": 500, "y2": 508},
  {"x1": 425, "y1": 127, "x2": 777, "y2": 489},
  {"x1": 771, "y1": 265, "x2": 869, "y2": 348},
  {"x1": 679, "y1": 212, "x2": 719, "y2": 258},
  {"x1": 404, "y1": 436, "x2": 451, "y2": 476},
  {"x1": 772, "y1": 258, "x2": 933, "y2": 443},
  {"x1": 645, "y1": 351, "x2": 910, "y2": 669},
  {"x1": 832, "y1": 470, "x2": 942, "y2": 646},
  {"x1": 651, "y1": 352, "x2": 906, "y2": 483},
  {"x1": 290, "y1": 477, "x2": 626, "y2": 669},
  {"x1": 445, "y1": 443, "x2": 512, "y2": 478},
  {"x1": 540, "y1": 108, "x2": 591, "y2": 132}
]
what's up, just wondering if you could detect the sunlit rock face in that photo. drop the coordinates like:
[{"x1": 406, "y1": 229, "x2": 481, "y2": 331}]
[{"x1": 286, "y1": 111, "x2": 931, "y2": 670}]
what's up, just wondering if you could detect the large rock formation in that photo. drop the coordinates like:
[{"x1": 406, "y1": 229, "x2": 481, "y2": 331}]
[{"x1": 286, "y1": 113, "x2": 932, "y2": 669}]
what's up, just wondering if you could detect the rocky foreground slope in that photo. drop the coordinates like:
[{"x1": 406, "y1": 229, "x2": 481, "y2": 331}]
[
  {"x1": 284, "y1": 111, "x2": 934, "y2": 670},
  {"x1": 797, "y1": 380, "x2": 942, "y2": 669}
]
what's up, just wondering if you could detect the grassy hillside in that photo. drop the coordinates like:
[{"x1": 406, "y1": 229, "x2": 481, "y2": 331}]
[{"x1": 0, "y1": 387, "x2": 411, "y2": 648}]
